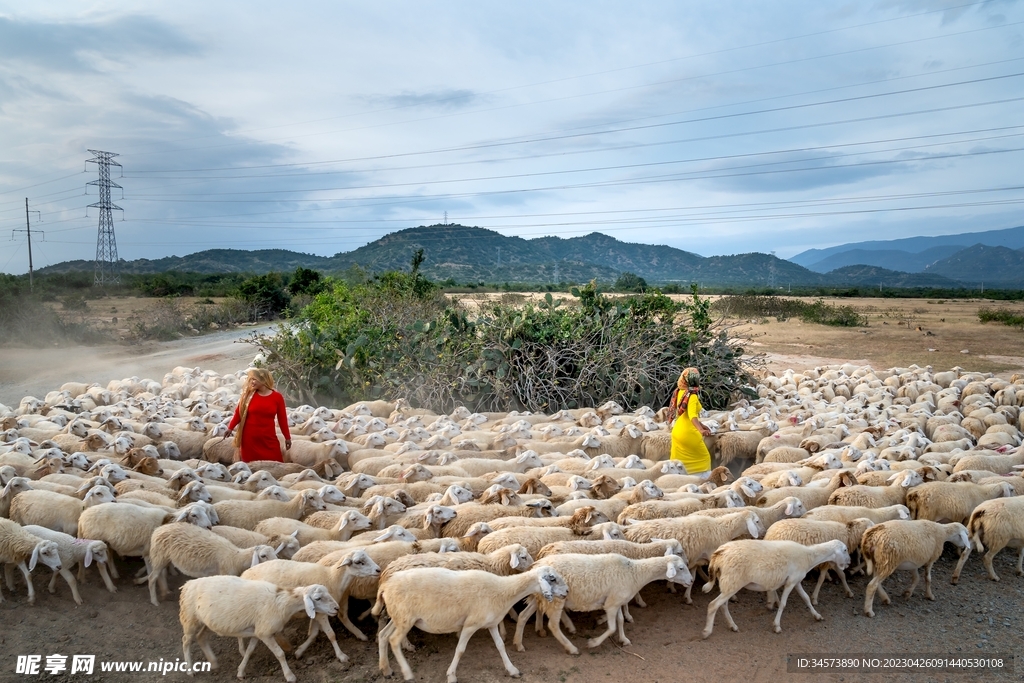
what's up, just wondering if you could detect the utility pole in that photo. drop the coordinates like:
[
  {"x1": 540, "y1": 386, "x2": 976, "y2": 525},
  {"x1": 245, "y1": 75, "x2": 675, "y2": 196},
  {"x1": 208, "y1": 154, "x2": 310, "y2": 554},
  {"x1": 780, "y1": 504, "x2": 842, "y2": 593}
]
[
  {"x1": 13, "y1": 199, "x2": 42, "y2": 293},
  {"x1": 86, "y1": 150, "x2": 123, "y2": 285},
  {"x1": 443, "y1": 211, "x2": 448, "y2": 225}
]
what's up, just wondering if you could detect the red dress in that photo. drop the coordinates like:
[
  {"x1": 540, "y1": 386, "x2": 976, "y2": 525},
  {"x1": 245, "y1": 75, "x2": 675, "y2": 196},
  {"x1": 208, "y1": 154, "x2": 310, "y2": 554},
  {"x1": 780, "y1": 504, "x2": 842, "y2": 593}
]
[{"x1": 228, "y1": 391, "x2": 291, "y2": 463}]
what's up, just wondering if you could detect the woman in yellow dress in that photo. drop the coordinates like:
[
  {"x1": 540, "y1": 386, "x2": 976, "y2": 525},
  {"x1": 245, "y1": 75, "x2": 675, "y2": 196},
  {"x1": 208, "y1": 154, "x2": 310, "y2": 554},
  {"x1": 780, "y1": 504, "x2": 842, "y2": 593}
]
[{"x1": 669, "y1": 367, "x2": 713, "y2": 477}]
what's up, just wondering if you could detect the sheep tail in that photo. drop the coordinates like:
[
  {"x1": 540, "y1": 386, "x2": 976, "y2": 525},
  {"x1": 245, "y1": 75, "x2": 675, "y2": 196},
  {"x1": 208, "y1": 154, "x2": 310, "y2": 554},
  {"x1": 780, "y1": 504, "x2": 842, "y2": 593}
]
[
  {"x1": 861, "y1": 527, "x2": 878, "y2": 576},
  {"x1": 968, "y1": 508, "x2": 986, "y2": 552},
  {"x1": 701, "y1": 564, "x2": 718, "y2": 594},
  {"x1": 370, "y1": 591, "x2": 386, "y2": 618}
]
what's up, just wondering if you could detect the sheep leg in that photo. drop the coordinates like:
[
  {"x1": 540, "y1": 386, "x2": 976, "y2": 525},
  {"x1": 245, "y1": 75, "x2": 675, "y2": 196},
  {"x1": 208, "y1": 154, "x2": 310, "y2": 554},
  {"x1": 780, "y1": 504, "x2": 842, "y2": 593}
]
[
  {"x1": 719, "y1": 599, "x2": 738, "y2": 633},
  {"x1": 147, "y1": 564, "x2": 164, "y2": 607},
  {"x1": 58, "y1": 568, "x2": 83, "y2": 606},
  {"x1": 546, "y1": 604, "x2": 579, "y2": 655},
  {"x1": 632, "y1": 592, "x2": 647, "y2": 608},
  {"x1": 306, "y1": 614, "x2": 347, "y2": 663},
  {"x1": 487, "y1": 624, "x2": 521, "y2": 678},
  {"x1": 48, "y1": 570, "x2": 58, "y2": 594},
  {"x1": 16, "y1": 562, "x2": 35, "y2": 604},
  {"x1": 236, "y1": 637, "x2": 258, "y2": 679},
  {"x1": 904, "y1": 569, "x2": 920, "y2": 599},
  {"x1": 836, "y1": 567, "x2": 853, "y2": 598},
  {"x1": 771, "y1": 581, "x2": 798, "y2": 633},
  {"x1": 196, "y1": 627, "x2": 219, "y2": 671},
  {"x1": 622, "y1": 602, "x2": 634, "y2": 623},
  {"x1": 498, "y1": 620, "x2": 506, "y2": 640},
  {"x1": 952, "y1": 547, "x2": 975, "y2": 583},
  {"x1": 512, "y1": 599, "x2": 537, "y2": 652},
  {"x1": 377, "y1": 618, "x2": 395, "y2": 678},
  {"x1": 107, "y1": 558, "x2": 120, "y2": 580},
  {"x1": 3, "y1": 565, "x2": 14, "y2": 592},
  {"x1": 766, "y1": 589, "x2": 778, "y2": 609},
  {"x1": 587, "y1": 605, "x2": 621, "y2": 649},
  {"x1": 97, "y1": 562, "x2": 117, "y2": 593},
  {"x1": 181, "y1": 627, "x2": 199, "y2": 676},
  {"x1": 794, "y1": 582, "x2": 822, "y2": 622},
  {"x1": 338, "y1": 598, "x2": 369, "y2": 641},
  {"x1": 560, "y1": 610, "x2": 576, "y2": 634},
  {"x1": 256, "y1": 635, "x2": 296, "y2": 683},
  {"x1": 702, "y1": 590, "x2": 737, "y2": 639},
  {"x1": 864, "y1": 576, "x2": 886, "y2": 617},
  {"x1": 1015, "y1": 547, "x2": 1023, "y2": 576},
  {"x1": 386, "y1": 621, "x2": 416, "y2": 681},
  {"x1": 811, "y1": 570, "x2": 827, "y2": 606},
  {"x1": 924, "y1": 561, "x2": 935, "y2": 600},
  {"x1": 445, "y1": 625, "x2": 480, "y2": 683},
  {"x1": 615, "y1": 607, "x2": 630, "y2": 646}
]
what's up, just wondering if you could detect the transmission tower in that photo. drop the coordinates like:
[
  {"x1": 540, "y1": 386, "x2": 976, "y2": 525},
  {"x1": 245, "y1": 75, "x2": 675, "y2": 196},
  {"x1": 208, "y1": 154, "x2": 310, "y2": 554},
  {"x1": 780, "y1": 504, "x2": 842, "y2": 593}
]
[{"x1": 86, "y1": 150, "x2": 123, "y2": 285}]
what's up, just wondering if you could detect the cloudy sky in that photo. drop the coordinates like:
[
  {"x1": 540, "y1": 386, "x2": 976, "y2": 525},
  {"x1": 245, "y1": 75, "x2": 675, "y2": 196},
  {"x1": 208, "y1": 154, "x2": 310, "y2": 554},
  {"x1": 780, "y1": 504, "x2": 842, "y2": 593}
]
[{"x1": 0, "y1": 1, "x2": 1022, "y2": 274}]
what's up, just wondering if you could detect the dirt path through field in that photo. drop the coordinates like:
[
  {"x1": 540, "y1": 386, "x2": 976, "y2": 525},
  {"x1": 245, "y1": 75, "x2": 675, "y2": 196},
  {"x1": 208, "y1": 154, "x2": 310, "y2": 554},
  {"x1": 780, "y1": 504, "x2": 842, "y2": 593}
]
[{"x1": 0, "y1": 325, "x2": 274, "y2": 407}]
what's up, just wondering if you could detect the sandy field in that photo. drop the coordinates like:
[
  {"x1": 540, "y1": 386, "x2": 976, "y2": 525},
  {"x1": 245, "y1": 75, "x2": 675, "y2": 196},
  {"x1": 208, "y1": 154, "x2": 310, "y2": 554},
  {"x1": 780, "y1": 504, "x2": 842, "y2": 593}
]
[{"x1": 1, "y1": 295, "x2": 1022, "y2": 682}]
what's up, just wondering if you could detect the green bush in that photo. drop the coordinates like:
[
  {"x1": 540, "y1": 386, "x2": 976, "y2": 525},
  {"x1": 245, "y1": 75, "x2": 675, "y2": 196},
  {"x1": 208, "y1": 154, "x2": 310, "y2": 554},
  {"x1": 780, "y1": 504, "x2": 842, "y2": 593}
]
[
  {"x1": 236, "y1": 273, "x2": 291, "y2": 321},
  {"x1": 713, "y1": 295, "x2": 866, "y2": 326},
  {"x1": 978, "y1": 308, "x2": 1024, "y2": 328},
  {"x1": 255, "y1": 276, "x2": 758, "y2": 412}
]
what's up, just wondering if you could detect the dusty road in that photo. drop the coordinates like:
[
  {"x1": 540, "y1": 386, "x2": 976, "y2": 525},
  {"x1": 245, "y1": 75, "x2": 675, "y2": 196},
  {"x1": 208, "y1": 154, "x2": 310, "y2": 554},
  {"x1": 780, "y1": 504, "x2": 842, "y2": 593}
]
[{"x1": 0, "y1": 325, "x2": 274, "y2": 407}]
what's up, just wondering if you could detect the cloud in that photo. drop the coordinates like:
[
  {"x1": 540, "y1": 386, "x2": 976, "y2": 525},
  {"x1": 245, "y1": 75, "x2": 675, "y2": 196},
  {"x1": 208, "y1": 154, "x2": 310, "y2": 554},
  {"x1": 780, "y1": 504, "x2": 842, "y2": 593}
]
[
  {"x1": 0, "y1": 14, "x2": 201, "y2": 72},
  {"x1": 358, "y1": 88, "x2": 486, "y2": 111}
]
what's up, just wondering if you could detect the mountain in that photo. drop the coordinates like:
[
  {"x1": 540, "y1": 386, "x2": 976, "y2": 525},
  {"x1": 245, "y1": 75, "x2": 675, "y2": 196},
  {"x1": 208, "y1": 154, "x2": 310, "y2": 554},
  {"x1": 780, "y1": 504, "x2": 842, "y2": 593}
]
[
  {"x1": 923, "y1": 244, "x2": 1024, "y2": 285},
  {"x1": 790, "y1": 225, "x2": 1024, "y2": 268},
  {"x1": 824, "y1": 265, "x2": 960, "y2": 288},
  {"x1": 37, "y1": 249, "x2": 332, "y2": 275},
  {"x1": 804, "y1": 245, "x2": 965, "y2": 274}
]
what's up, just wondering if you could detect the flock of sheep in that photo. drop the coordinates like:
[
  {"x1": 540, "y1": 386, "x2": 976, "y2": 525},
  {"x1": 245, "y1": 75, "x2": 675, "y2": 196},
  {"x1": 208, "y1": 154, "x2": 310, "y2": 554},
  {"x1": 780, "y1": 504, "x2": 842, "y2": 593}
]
[{"x1": 1, "y1": 361, "x2": 1023, "y2": 682}]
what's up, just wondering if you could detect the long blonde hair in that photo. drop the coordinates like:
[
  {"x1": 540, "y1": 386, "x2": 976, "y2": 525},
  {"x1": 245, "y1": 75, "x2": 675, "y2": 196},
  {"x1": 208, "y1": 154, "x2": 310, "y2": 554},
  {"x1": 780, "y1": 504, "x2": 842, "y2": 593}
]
[{"x1": 233, "y1": 368, "x2": 275, "y2": 448}]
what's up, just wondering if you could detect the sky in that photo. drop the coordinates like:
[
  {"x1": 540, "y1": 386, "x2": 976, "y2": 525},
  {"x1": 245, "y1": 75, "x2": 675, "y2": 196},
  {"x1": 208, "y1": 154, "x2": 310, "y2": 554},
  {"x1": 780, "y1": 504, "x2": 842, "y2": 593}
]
[{"x1": 0, "y1": 0, "x2": 1022, "y2": 274}]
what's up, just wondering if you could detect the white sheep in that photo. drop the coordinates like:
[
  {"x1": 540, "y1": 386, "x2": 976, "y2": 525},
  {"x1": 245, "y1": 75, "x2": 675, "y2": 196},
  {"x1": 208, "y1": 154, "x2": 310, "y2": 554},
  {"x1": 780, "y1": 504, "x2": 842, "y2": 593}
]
[
  {"x1": 512, "y1": 553, "x2": 691, "y2": 654},
  {"x1": 905, "y1": 480, "x2": 1013, "y2": 524},
  {"x1": 953, "y1": 496, "x2": 1024, "y2": 582},
  {"x1": 763, "y1": 518, "x2": 874, "y2": 604},
  {"x1": 0, "y1": 517, "x2": 63, "y2": 603},
  {"x1": 242, "y1": 550, "x2": 381, "y2": 663},
  {"x1": 860, "y1": 519, "x2": 971, "y2": 617},
  {"x1": 179, "y1": 575, "x2": 339, "y2": 682},
  {"x1": 8, "y1": 487, "x2": 115, "y2": 536},
  {"x1": 701, "y1": 539, "x2": 850, "y2": 637},
  {"x1": 805, "y1": 504, "x2": 910, "y2": 524},
  {"x1": 693, "y1": 496, "x2": 806, "y2": 531},
  {"x1": 20, "y1": 525, "x2": 115, "y2": 603},
  {"x1": 208, "y1": 526, "x2": 301, "y2": 559},
  {"x1": 144, "y1": 522, "x2": 281, "y2": 606},
  {"x1": 476, "y1": 522, "x2": 626, "y2": 559},
  {"x1": 373, "y1": 565, "x2": 569, "y2": 683},
  {"x1": 212, "y1": 489, "x2": 325, "y2": 530}
]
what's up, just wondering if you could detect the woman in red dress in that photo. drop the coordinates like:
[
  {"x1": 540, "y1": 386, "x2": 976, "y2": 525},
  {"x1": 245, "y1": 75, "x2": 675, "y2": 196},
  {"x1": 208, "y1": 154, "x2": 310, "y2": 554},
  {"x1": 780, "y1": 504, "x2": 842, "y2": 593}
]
[{"x1": 226, "y1": 368, "x2": 291, "y2": 463}]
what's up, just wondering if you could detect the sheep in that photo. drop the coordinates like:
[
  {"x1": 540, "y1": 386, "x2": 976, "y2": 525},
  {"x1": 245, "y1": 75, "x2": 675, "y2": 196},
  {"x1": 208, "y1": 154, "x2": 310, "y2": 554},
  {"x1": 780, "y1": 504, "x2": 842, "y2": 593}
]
[
  {"x1": 242, "y1": 550, "x2": 381, "y2": 663},
  {"x1": 0, "y1": 476, "x2": 33, "y2": 518},
  {"x1": 77, "y1": 502, "x2": 212, "y2": 576},
  {"x1": 373, "y1": 565, "x2": 569, "y2": 683},
  {"x1": 395, "y1": 504, "x2": 458, "y2": 539},
  {"x1": 701, "y1": 539, "x2": 851, "y2": 637},
  {"x1": 713, "y1": 430, "x2": 769, "y2": 465},
  {"x1": 693, "y1": 496, "x2": 806, "y2": 531},
  {"x1": 955, "y1": 496, "x2": 1024, "y2": 582},
  {"x1": 763, "y1": 518, "x2": 874, "y2": 604},
  {"x1": 535, "y1": 538, "x2": 684, "y2": 561},
  {"x1": 951, "y1": 450, "x2": 1024, "y2": 475},
  {"x1": 806, "y1": 504, "x2": 911, "y2": 525},
  {"x1": 290, "y1": 527, "x2": 421, "y2": 563},
  {"x1": 755, "y1": 470, "x2": 857, "y2": 510},
  {"x1": 476, "y1": 522, "x2": 626, "y2": 559},
  {"x1": 20, "y1": 526, "x2": 114, "y2": 603},
  {"x1": 905, "y1": 480, "x2": 1014, "y2": 524},
  {"x1": 826, "y1": 470, "x2": 925, "y2": 508},
  {"x1": 653, "y1": 465, "x2": 733, "y2": 490},
  {"x1": 860, "y1": 520, "x2": 971, "y2": 617},
  {"x1": 144, "y1": 523, "x2": 281, "y2": 606},
  {"x1": 624, "y1": 511, "x2": 766, "y2": 603},
  {"x1": 377, "y1": 543, "x2": 535, "y2": 588},
  {"x1": 0, "y1": 518, "x2": 63, "y2": 603},
  {"x1": 617, "y1": 489, "x2": 744, "y2": 523},
  {"x1": 209, "y1": 526, "x2": 301, "y2": 559},
  {"x1": 212, "y1": 489, "x2": 325, "y2": 530},
  {"x1": 487, "y1": 506, "x2": 609, "y2": 532},
  {"x1": 8, "y1": 487, "x2": 115, "y2": 536},
  {"x1": 179, "y1": 576, "x2": 339, "y2": 682},
  {"x1": 440, "y1": 500, "x2": 556, "y2": 538},
  {"x1": 512, "y1": 553, "x2": 692, "y2": 654}
]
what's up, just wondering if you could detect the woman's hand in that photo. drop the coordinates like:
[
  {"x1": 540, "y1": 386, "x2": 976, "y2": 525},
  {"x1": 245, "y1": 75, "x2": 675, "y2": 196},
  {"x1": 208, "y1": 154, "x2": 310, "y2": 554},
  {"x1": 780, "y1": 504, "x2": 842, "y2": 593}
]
[{"x1": 285, "y1": 440, "x2": 292, "y2": 450}]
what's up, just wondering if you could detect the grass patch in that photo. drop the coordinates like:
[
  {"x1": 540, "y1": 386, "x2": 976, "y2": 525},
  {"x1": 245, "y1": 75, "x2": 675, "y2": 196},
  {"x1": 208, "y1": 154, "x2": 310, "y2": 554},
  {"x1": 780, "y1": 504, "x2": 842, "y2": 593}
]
[
  {"x1": 978, "y1": 308, "x2": 1024, "y2": 329},
  {"x1": 713, "y1": 295, "x2": 866, "y2": 326}
]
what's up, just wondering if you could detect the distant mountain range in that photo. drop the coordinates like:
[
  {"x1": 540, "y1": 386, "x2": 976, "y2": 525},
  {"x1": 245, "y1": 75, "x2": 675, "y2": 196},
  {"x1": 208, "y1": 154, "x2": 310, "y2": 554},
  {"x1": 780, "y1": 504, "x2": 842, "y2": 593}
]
[
  {"x1": 791, "y1": 224, "x2": 1024, "y2": 276},
  {"x1": 32, "y1": 223, "x2": 1022, "y2": 289}
]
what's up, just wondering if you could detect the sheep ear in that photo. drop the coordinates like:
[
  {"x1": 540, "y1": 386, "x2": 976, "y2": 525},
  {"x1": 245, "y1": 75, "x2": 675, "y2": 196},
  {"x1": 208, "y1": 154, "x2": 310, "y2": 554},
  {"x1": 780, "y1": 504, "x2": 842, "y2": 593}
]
[
  {"x1": 29, "y1": 544, "x2": 40, "y2": 571},
  {"x1": 746, "y1": 516, "x2": 760, "y2": 539},
  {"x1": 666, "y1": 560, "x2": 677, "y2": 579},
  {"x1": 83, "y1": 546, "x2": 94, "y2": 567},
  {"x1": 250, "y1": 550, "x2": 262, "y2": 568},
  {"x1": 509, "y1": 550, "x2": 520, "y2": 569},
  {"x1": 290, "y1": 530, "x2": 299, "y2": 538},
  {"x1": 584, "y1": 510, "x2": 594, "y2": 524},
  {"x1": 741, "y1": 484, "x2": 755, "y2": 499},
  {"x1": 423, "y1": 510, "x2": 434, "y2": 528},
  {"x1": 785, "y1": 501, "x2": 795, "y2": 516},
  {"x1": 274, "y1": 542, "x2": 285, "y2": 554},
  {"x1": 303, "y1": 591, "x2": 316, "y2": 619}
]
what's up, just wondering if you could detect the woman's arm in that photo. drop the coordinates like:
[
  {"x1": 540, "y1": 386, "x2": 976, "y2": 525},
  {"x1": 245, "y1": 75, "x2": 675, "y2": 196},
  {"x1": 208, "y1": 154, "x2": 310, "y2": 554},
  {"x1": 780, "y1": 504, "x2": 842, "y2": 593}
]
[
  {"x1": 688, "y1": 393, "x2": 712, "y2": 436},
  {"x1": 276, "y1": 392, "x2": 292, "y2": 447},
  {"x1": 227, "y1": 402, "x2": 241, "y2": 431}
]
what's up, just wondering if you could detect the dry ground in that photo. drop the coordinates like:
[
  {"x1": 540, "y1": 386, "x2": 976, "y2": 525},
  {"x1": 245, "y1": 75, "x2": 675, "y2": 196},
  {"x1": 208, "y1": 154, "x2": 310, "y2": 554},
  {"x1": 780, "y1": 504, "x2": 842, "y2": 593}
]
[{"x1": 1, "y1": 295, "x2": 1023, "y2": 682}]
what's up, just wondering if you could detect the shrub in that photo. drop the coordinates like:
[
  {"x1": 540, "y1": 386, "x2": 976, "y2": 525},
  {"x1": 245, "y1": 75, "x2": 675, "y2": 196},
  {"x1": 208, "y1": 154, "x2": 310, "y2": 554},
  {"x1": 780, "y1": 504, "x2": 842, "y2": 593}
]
[
  {"x1": 254, "y1": 276, "x2": 758, "y2": 412},
  {"x1": 713, "y1": 295, "x2": 866, "y2": 326},
  {"x1": 978, "y1": 308, "x2": 1024, "y2": 328},
  {"x1": 236, "y1": 273, "x2": 290, "y2": 321}
]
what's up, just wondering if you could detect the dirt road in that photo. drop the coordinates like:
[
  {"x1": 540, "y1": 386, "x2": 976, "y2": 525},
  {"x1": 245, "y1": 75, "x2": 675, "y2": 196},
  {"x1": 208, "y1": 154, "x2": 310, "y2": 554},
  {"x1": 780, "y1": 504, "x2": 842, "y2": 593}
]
[{"x1": 0, "y1": 325, "x2": 274, "y2": 407}]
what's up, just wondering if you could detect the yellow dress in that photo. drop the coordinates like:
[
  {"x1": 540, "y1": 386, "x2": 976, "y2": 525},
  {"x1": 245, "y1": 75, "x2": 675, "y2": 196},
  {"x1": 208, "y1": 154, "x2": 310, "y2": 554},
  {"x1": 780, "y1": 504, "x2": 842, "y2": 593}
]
[{"x1": 670, "y1": 389, "x2": 712, "y2": 474}]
